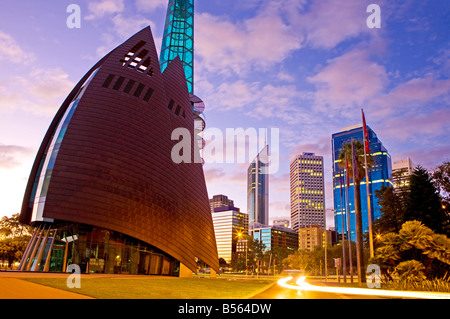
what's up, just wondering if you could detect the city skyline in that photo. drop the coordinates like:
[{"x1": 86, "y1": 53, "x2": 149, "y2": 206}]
[{"x1": 1, "y1": 0, "x2": 449, "y2": 229}]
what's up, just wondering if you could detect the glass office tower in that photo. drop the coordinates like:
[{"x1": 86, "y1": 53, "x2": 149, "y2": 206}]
[
  {"x1": 247, "y1": 145, "x2": 269, "y2": 227},
  {"x1": 332, "y1": 124, "x2": 392, "y2": 241}
]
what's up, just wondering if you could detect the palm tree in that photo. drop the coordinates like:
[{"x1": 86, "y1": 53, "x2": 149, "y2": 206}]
[{"x1": 338, "y1": 140, "x2": 372, "y2": 284}]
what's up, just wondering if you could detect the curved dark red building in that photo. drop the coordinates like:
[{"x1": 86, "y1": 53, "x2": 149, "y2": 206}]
[{"x1": 18, "y1": 27, "x2": 219, "y2": 276}]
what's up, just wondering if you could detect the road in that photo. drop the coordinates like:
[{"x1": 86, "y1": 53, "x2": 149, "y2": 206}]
[{"x1": 251, "y1": 278, "x2": 386, "y2": 299}]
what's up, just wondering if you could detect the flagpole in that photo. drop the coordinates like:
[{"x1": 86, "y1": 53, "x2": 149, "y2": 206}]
[
  {"x1": 351, "y1": 138, "x2": 364, "y2": 286},
  {"x1": 339, "y1": 169, "x2": 347, "y2": 283},
  {"x1": 361, "y1": 108, "x2": 374, "y2": 258},
  {"x1": 345, "y1": 160, "x2": 353, "y2": 283}
]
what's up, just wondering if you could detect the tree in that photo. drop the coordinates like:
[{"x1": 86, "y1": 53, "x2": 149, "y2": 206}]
[
  {"x1": 374, "y1": 185, "x2": 405, "y2": 234},
  {"x1": 0, "y1": 214, "x2": 32, "y2": 269},
  {"x1": 433, "y1": 161, "x2": 450, "y2": 197},
  {"x1": 394, "y1": 260, "x2": 427, "y2": 282},
  {"x1": 0, "y1": 214, "x2": 32, "y2": 239},
  {"x1": 283, "y1": 250, "x2": 313, "y2": 271},
  {"x1": 433, "y1": 161, "x2": 450, "y2": 224},
  {"x1": 269, "y1": 246, "x2": 289, "y2": 274},
  {"x1": 235, "y1": 235, "x2": 266, "y2": 274},
  {"x1": 338, "y1": 140, "x2": 372, "y2": 283},
  {"x1": 371, "y1": 220, "x2": 450, "y2": 280},
  {"x1": 405, "y1": 166, "x2": 449, "y2": 235}
]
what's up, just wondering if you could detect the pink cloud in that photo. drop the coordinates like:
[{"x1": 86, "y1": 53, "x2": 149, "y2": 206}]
[
  {"x1": 370, "y1": 76, "x2": 450, "y2": 117},
  {"x1": 382, "y1": 108, "x2": 450, "y2": 142},
  {"x1": 308, "y1": 49, "x2": 388, "y2": 113},
  {"x1": 0, "y1": 144, "x2": 33, "y2": 169},
  {"x1": 393, "y1": 144, "x2": 450, "y2": 171},
  {"x1": 196, "y1": 10, "x2": 302, "y2": 76},
  {"x1": 296, "y1": 0, "x2": 375, "y2": 49},
  {"x1": 288, "y1": 136, "x2": 331, "y2": 161}
]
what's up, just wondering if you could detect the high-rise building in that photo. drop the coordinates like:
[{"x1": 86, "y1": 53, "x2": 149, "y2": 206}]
[
  {"x1": 209, "y1": 194, "x2": 235, "y2": 214},
  {"x1": 211, "y1": 206, "x2": 248, "y2": 264},
  {"x1": 290, "y1": 153, "x2": 325, "y2": 231},
  {"x1": 332, "y1": 124, "x2": 392, "y2": 241},
  {"x1": 392, "y1": 157, "x2": 415, "y2": 191},
  {"x1": 18, "y1": 0, "x2": 220, "y2": 276},
  {"x1": 273, "y1": 219, "x2": 290, "y2": 228},
  {"x1": 252, "y1": 225, "x2": 298, "y2": 254},
  {"x1": 298, "y1": 225, "x2": 332, "y2": 251},
  {"x1": 247, "y1": 145, "x2": 269, "y2": 227}
]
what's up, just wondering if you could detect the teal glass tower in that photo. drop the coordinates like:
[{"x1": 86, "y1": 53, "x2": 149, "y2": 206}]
[
  {"x1": 160, "y1": 0, "x2": 206, "y2": 158},
  {"x1": 160, "y1": 0, "x2": 194, "y2": 94}
]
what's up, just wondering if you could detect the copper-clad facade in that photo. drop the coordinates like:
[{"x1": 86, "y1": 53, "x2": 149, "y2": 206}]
[{"x1": 19, "y1": 27, "x2": 219, "y2": 274}]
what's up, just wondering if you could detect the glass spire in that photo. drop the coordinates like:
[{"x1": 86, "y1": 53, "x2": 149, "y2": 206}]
[{"x1": 160, "y1": 0, "x2": 194, "y2": 94}]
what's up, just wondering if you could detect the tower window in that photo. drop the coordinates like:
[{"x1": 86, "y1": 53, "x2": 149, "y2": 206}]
[
  {"x1": 175, "y1": 105, "x2": 181, "y2": 116},
  {"x1": 143, "y1": 88, "x2": 154, "y2": 102},
  {"x1": 102, "y1": 74, "x2": 115, "y2": 88},
  {"x1": 112, "y1": 76, "x2": 125, "y2": 90},
  {"x1": 133, "y1": 83, "x2": 145, "y2": 98},
  {"x1": 123, "y1": 80, "x2": 136, "y2": 94},
  {"x1": 168, "y1": 99, "x2": 174, "y2": 110}
]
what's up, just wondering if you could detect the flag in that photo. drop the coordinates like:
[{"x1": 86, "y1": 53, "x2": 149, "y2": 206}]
[
  {"x1": 345, "y1": 157, "x2": 350, "y2": 188},
  {"x1": 351, "y1": 140, "x2": 358, "y2": 182},
  {"x1": 361, "y1": 108, "x2": 370, "y2": 155}
]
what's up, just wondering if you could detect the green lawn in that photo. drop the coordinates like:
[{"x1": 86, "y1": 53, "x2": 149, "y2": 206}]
[{"x1": 22, "y1": 276, "x2": 276, "y2": 299}]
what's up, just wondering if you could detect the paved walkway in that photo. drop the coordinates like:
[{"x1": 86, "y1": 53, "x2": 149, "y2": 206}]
[{"x1": 0, "y1": 271, "x2": 94, "y2": 299}]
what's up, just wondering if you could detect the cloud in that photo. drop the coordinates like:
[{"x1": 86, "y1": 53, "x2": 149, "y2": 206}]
[
  {"x1": 0, "y1": 68, "x2": 74, "y2": 116},
  {"x1": 295, "y1": 0, "x2": 378, "y2": 49},
  {"x1": 381, "y1": 108, "x2": 450, "y2": 142},
  {"x1": 394, "y1": 144, "x2": 450, "y2": 171},
  {"x1": 198, "y1": 78, "x2": 314, "y2": 125},
  {"x1": 92, "y1": 12, "x2": 157, "y2": 58},
  {"x1": 288, "y1": 136, "x2": 331, "y2": 161},
  {"x1": 85, "y1": 0, "x2": 125, "y2": 20},
  {"x1": 307, "y1": 49, "x2": 388, "y2": 114},
  {"x1": 111, "y1": 14, "x2": 155, "y2": 40},
  {"x1": 0, "y1": 144, "x2": 33, "y2": 169},
  {"x1": 0, "y1": 31, "x2": 34, "y2": 64},
  {"x1": 134, "y1": 0, "x2": 167, "y2": 12},
  {"x1": 196, "y1": 10, "x2": 302, "y2": 76},
  {"x1": 204, "y1": 167, "x2": 226, "y2": 183},
  {"x1": 370, "y1": 76, "x2": 450, "y2": 117}
]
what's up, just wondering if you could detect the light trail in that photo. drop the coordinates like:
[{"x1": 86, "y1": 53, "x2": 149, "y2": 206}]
[{"x1": 277, "y1": 276, "x2": 450, "y2": 299}]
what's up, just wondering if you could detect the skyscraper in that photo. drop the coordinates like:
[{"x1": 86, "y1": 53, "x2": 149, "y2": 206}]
[
  {"x1": 212, "y1": 206, "x2": 248, "y2": 264},
  {"x1": 209, "y1": 194, "x2": 235, "y2": 214},
  {"x1": 392, "y1": 157, "x2": 415, "y2": 191},
  {"x1": 290, "y1": 153, "x2": 325, "y2": 231},
  {"x1": 247, "y1": 145, "x2": 269, "y2": 227},
  {"x1": 332, "y1": 124, "x2": 392, "y2": 241}
]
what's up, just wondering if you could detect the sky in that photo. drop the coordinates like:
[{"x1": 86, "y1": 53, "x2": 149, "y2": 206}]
[{"x1": 0, "y1": 0, "x2": 449, "y2": 229}]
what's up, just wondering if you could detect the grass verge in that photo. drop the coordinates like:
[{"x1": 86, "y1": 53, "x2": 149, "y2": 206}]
[{"x1": 22, "y1": 277, "x2": 276, "y2": 299}]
